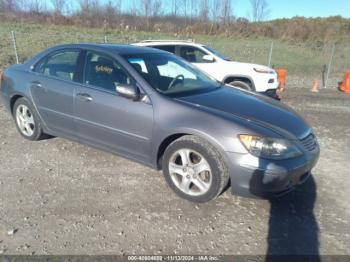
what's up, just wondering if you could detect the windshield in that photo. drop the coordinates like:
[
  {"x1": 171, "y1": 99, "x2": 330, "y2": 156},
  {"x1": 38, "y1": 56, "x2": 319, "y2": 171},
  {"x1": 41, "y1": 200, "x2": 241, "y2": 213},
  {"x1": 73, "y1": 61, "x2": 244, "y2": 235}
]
[
  {"x1": 202, "y1": 46, "x2": 232, "y2": 61},
  {"x1": 122, "y1": 52, "x2": 221, "y2": 96}
]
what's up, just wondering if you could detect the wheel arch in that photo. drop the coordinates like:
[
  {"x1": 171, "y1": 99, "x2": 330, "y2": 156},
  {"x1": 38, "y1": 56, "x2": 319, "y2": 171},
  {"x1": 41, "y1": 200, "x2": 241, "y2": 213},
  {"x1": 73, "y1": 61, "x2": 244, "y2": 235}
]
[
  {"x1": 223, "y1": 75, "x2": 256, "y2": 91},
  {"x1": 9, "y1": 92, "x2": 49, "y2": 134},
  {"x1": 156, "y1": 133, "x2": 188, "y2": 169},
  {"x1": 10, "y1": 94, "x2": 24, "y2": 115},
  {"x1": 155, "y1": 130, "x2": 227, "y2": 170}
]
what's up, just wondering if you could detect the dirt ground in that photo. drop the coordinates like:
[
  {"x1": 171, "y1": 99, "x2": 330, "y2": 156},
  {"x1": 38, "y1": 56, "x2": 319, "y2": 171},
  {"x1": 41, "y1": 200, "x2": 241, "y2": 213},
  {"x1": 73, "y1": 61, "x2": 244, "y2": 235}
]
[{"x1": 0, "y1": 88, "x2": 349, "y2": 256}]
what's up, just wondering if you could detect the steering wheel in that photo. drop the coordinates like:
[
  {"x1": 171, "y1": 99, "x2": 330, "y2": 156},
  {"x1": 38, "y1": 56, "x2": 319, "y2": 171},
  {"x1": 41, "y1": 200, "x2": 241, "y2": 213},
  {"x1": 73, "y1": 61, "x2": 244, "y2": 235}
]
[{"x1": 168, "y1": 75, "x2": 185, "y2": 90}]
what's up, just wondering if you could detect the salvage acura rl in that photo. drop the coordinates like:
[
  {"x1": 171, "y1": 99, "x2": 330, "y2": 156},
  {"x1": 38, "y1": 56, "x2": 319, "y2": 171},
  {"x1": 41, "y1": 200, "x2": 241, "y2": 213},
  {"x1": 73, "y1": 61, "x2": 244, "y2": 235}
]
[{"x1": 0, "y1": 44, "x2": 320, "y2": 202}]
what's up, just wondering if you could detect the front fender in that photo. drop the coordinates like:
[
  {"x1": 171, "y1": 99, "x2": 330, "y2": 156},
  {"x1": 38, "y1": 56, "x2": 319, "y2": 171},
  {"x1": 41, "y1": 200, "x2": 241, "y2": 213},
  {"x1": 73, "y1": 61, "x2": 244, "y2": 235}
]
[{"x1": 149, "y1": 102, "x2": 273, "y2": 168}]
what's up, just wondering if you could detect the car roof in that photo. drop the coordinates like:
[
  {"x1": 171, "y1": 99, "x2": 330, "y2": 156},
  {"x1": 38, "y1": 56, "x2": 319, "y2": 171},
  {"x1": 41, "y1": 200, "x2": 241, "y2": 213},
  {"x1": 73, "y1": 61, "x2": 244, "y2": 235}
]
[
  {"x1": 49, "y1": 43, "x2": 167, "y2": 55},
  {"x1": 23, "y1": 43, "x2": 170, "y2": 69},
  {"x1": 133, "y1": 40, "x2": 203, "y2": 47}
]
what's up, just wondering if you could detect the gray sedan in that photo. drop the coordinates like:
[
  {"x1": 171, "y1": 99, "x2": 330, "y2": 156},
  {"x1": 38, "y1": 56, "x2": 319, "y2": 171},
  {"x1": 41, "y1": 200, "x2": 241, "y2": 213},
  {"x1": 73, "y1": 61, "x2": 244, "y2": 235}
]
[{"x1": 0, "y1": 44, "x2": 319, "y2": 202}]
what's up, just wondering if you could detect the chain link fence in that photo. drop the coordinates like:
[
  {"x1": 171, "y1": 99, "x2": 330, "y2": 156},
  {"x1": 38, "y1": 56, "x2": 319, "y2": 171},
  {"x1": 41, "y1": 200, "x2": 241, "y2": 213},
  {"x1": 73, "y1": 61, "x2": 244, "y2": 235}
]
[{"x1": 1, "y1": 29, "x2": 349, "y2": 89}]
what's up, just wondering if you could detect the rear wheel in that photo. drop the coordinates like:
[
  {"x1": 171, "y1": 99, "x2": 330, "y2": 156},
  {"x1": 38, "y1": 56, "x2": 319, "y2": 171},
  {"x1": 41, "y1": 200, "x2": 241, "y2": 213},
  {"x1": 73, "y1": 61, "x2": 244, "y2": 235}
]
[
  {"x1": 228, "y1": 80, "x2": 253, "y2": 91},
  {"x1": 162, "y1": 135, "x2": 229, "y2": 203},
  {"x1": 13, "y1": 97, "x2": 45, "y2": 141}
]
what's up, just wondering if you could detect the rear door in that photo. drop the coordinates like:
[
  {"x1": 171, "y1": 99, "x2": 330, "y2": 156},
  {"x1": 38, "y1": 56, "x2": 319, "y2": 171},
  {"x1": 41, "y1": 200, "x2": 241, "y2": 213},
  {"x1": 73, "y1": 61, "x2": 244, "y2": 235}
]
[
  {"x1": 30, "y1": 49, "x2": 81, "y2": 137},
  {"x1": 74, "y1": 50, "x2": 154, "y2": 163}
]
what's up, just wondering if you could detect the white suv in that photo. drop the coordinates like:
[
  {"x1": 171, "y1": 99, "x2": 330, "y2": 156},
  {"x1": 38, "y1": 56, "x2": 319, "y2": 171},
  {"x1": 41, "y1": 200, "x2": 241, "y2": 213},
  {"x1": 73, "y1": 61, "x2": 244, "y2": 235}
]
[{"x1": 133, "y1": 40, "x2": 279, "y2": 98}]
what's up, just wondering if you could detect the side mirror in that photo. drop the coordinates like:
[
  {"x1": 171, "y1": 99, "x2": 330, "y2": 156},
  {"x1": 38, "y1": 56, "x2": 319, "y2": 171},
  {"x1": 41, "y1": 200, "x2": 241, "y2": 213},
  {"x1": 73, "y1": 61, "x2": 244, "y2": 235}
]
[
  {"x1": 115, "y1": 84, "x2": 140, "y2": 101},
  {"x1": 202, "y1": 55, "x2": 215, "y2": 62}
]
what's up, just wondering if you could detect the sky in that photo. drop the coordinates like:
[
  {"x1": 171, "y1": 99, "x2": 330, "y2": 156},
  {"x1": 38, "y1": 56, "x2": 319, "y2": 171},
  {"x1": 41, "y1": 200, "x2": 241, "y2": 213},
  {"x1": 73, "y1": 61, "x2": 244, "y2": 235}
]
[
  {"x1": 237, "y1": 0, "x2": 350, "y2": 20},
  {"x1": 58, "y1": 0, "x2": 350, "y2": 20}
]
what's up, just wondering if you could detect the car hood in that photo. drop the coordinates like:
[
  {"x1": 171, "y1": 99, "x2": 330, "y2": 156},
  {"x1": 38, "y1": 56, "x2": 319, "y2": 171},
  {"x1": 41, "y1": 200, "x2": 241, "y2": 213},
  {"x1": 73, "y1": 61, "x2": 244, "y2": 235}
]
[
  {"x1": 222, "y1": 61, "x2": 275, "y2": 74},
  {"x1": 175, "y1": 86, "x2": 310, "y2": 139}
]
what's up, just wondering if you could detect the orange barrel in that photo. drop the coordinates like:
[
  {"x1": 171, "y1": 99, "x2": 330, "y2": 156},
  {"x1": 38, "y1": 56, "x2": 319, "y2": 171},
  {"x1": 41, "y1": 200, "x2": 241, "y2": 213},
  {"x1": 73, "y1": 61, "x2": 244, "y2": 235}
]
[
  {"x1": 276, "y1": 68, "x2": 287, "y2": 91},
  {"x1": 340, "y1": 71, "x2": 350, "y2": 94}
]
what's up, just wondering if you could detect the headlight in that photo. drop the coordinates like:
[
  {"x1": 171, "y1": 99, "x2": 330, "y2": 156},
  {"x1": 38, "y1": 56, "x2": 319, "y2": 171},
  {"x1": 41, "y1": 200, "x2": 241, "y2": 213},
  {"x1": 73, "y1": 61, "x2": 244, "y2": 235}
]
[
  {"x1": 238, "y1": 135, "x2": 303, "y2": 160},
  {"x1": 253, "y1": 68, "x2": 275, "y2": 74}
]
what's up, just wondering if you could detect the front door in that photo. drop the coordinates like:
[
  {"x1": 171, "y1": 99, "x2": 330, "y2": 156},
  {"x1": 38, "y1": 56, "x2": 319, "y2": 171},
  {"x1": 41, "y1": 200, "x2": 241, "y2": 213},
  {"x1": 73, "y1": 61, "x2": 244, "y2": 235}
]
[
  {"x1": 74, "y1": 51, "x2": 153, "y2": 163},
  {"x1": 178, "y1": 45, "x2": 217, "y2": 78}
]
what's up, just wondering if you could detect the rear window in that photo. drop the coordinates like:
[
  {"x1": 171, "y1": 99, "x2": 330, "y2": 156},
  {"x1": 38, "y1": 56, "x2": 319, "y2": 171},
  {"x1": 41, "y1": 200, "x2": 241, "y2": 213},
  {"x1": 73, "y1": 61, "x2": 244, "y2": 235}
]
[{"x1": 151, "y1": 45, "x2": 176, "y2": 54}]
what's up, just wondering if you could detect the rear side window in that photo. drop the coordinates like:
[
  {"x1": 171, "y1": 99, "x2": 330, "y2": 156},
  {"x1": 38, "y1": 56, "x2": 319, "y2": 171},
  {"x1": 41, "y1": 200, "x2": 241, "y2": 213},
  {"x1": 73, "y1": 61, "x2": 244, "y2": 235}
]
[
  {"x1": 179, "y1": 46, "x2": 208, "y2": 63},
  {"x1": 151, "y1": 45, "x2": 176, "y2": 54},
  {"x1": 34, "y1": 50, "x2": 80, "y2": 81},
  {"x1": 83, "y1": 51, "x2": 134, "y2": 92}
]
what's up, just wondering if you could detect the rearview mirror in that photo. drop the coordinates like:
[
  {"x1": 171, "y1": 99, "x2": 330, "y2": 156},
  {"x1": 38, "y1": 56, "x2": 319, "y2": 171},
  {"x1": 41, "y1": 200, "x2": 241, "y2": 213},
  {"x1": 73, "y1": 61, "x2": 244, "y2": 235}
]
[
  {"x1": 115, "y1": 84, "x2": 140, "y2": 101},
  {"x1": 202, "y1": 55, "x2": 215, "y2": 62}
]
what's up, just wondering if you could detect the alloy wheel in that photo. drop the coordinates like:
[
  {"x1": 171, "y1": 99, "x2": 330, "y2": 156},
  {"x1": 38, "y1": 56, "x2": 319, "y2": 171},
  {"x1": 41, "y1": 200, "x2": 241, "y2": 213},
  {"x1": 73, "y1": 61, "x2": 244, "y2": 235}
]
[
  {"x1": 16, "y1": 104, "x2": 35, "y2": 137},
  {"x1": 168, "y1": 148, "x2": 212, "y2": 196}
]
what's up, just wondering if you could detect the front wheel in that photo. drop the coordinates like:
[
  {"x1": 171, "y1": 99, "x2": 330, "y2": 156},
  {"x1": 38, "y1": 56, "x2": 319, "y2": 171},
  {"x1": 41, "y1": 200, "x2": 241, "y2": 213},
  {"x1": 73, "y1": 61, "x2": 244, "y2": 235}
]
[
  {"x1": 162, "y1": 135, "x2": 229, "y2": 203},
  {"x1": 228, "y1": 80, "x2": 253, "y2": 91}
]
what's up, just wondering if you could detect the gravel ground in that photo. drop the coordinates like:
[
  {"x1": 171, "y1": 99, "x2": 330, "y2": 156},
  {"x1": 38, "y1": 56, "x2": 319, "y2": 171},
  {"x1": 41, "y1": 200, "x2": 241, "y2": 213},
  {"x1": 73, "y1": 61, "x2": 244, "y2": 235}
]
[{"x1": 0, "y1": 88, "x2": 349, "y2": 256}]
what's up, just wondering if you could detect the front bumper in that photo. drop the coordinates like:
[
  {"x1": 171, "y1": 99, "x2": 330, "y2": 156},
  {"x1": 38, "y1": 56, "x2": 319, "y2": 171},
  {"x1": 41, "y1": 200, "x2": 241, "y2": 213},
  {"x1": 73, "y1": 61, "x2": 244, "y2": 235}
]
[
  {"x1": 225, "y1": 146, "x2": 320, "y2": 198},
  {"x1": 262, "y1": 89, "x2": 280, "y2": 100}
]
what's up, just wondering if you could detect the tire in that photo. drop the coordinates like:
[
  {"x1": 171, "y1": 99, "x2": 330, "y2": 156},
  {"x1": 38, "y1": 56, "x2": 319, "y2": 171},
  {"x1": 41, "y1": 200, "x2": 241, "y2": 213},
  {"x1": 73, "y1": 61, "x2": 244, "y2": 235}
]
[
  {"x1": 228, "y1": 80, "x2": 253, "y2": 91},
  {"x1": 13, "y1": 97, "x2": 46, "y2": 141},
  {"x1": 162, "y1": 135, "x2": 229, "y2": 203}
]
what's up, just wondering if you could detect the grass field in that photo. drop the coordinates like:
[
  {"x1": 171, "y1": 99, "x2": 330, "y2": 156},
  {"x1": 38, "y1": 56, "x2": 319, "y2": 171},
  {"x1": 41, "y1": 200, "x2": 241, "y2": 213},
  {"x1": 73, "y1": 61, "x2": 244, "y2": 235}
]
[{"x1": 1, "y1": 21, "x2": 349, "y2": 88}]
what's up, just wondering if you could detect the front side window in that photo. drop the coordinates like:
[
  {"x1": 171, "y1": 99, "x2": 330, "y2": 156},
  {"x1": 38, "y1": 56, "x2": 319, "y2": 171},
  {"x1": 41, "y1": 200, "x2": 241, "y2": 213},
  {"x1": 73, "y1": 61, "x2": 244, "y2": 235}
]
[
  {"x1": 122, "y1": 52, "x2": 220, "y2": 97},
  {"x1": 83, "y1": 51, "x2": 134, "y2": 92},
  {"x1": 179, "y1": 46, "x2": 209, "y2": 63},
  {"x1": 202, "y1": 46, "x2": 231, "y2": 61},
  {"x1": 34, "y1": 50, "x2": 80, "y2": 81}
]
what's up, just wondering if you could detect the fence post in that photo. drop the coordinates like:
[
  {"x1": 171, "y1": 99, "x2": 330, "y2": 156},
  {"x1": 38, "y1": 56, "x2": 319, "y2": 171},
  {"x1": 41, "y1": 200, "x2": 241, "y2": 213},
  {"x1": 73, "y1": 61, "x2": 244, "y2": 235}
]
[
  {"x1": 268, "y1": 41, "x2": 274, "y2": 67},
  {"x1": 322, "y1": 64, "x2": 327, "y2": 88},
  {"x1": 11, "y1": 31, "x2": 19, "y2": 64},
  {"x1": 325, "y1": 44, "x2": 335, "y2": 89}
]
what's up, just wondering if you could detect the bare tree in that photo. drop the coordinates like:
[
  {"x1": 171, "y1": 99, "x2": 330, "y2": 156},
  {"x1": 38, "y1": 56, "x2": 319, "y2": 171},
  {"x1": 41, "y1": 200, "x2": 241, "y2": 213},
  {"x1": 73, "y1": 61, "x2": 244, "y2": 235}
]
[
  {"x1": 199, "y1": 0, "x2": 209, "y2": 22},
  {"x1": 78, "y1": 0, "x2": 91, "y2": 16},
  {"x1": 152, "y1": 0, "x2": 162, "y2": 17},
  {"x1": 141, "y1": 0, "x2": 158, "y2": 28},
  {"x1": 178, "y1": 0, "x2": 187, "y2": 18},
  {"x1": 189, "y1": 0, "x2": 198, "y2": 22},
  {"x1": 103, "y1": 0, "x2": 121, "y2": 26},
  {"x1": 0, "y1": 0, "x2": 21, "y2": 12},
  {"x1": 50, "y1": 0, "x2": 66, "y2": 15},
  {"x1": 220, "y1": 0, "x2": 232, "y2": 25},
  {"x1": 104, "y1": 0, "x2": 121, "y2": 16},
  {"x1": 26, "y1": 0, "x2": 45, "y2": 13},
  {"x1": 250, "y1": 0, "x2": 270, "y2": 22},
  {"x1": 129, "y1": 0, "x2": 140, "y2": 16},
  {"x1": 171, "y1": 0, "x2": 178, "y2": 16},
  {"x1": 78, "y1": 0, "x2": 100, "y2": 15},
  {"x1": 209, "y1": 0, "x2": 219, "y2": 22},
  {"x1": 141, "y1": 0, "x2": 152, "y2": 18}
]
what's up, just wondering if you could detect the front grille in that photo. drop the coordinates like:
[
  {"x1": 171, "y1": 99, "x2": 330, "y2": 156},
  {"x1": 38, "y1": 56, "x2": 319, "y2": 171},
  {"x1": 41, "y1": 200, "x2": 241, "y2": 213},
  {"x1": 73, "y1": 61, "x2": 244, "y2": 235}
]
[{"x1": 300, "y1": 133, "x2": 317, "y2": 151}]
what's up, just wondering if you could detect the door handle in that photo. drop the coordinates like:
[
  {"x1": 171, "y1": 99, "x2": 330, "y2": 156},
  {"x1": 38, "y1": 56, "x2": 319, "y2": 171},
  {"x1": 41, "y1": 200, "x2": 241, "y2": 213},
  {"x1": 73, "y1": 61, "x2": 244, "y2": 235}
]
[
  {"x1": 76, "y1": 93, "x2": 92, "y2": 102},
  {"x1": 30, "y1": 81, "x2": 42, "y2": 88}
]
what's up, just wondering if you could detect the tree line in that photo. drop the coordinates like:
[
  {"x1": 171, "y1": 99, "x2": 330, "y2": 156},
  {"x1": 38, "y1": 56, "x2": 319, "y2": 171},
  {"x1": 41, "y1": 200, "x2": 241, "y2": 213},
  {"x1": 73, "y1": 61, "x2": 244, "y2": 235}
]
[
  {"x1": 0, "y1": 0, "x2": 270, "y2": 25},
  {"x1": 1, "y1": 0, "x2": 349, "y2": 43}
]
